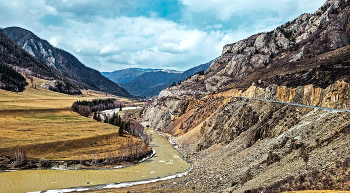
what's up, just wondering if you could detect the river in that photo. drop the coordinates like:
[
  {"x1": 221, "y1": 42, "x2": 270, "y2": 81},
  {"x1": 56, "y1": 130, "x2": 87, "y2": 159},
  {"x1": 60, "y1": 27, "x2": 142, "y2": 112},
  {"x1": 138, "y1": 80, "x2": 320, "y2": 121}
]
[{"x1": 0, "y1": 129, "x2": 191, "y2": 193}]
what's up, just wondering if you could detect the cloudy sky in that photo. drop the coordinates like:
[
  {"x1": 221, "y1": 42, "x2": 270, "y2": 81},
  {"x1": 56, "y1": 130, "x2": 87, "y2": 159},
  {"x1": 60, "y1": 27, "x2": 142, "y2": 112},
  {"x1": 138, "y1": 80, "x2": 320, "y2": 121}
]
[{"x1": 0, "y1": 0, "x2": 326, "y2": 72}]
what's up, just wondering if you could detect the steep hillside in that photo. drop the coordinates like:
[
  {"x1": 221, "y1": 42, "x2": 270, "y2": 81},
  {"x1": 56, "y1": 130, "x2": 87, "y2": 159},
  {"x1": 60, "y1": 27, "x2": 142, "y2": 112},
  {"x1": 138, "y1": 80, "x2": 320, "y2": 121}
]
[
  {"x1": 3, "y1": 27, "x2": 131, "y2": 97},
  {"x1": 0, "y1": 29, "x2": 57, "y2": 79},
  {"x1": 0, "y1": 29, "x2": 81, "y2": 94},
  {"x1": 0, "y1": 63, "x2": 27, "y2": 92},
  {"x1": 138, "y1": 0, "x2": 350, "y2": 192},
  {"x1": 142, "y1": 94, "x2": 350, "y2": 192}
]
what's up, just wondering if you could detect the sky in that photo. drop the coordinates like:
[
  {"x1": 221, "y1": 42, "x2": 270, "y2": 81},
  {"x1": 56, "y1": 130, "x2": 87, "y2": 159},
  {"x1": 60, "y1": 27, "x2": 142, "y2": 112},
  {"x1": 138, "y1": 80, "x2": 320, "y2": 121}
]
[{"x1": 0, "y1": 0, "x2": 326, "y2": 72}]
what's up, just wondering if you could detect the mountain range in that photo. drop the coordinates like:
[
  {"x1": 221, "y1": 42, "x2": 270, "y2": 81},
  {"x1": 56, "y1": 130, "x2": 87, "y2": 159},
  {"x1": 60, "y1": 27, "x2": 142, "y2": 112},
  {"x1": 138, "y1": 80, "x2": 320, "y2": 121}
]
[
  {"x1": 103, "y1": 59, "x2": 217, "y2": 98},
  {"x1": 0, "y1": 26, "x2": 214, "y2": 98},
  {"x1": 101, "y1": 68, "x2": 181, "y2": 84},
  {"x1": 2, "y1": 27, "x2": 130, "y2": 97}
]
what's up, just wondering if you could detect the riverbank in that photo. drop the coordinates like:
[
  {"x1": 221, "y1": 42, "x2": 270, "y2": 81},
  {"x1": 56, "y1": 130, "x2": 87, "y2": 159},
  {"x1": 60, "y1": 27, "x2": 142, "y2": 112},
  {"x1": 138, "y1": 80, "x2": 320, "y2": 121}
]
[
  {"x1": 0, "y1": 128, "x2": 191, "y2": 193},
  {"x1": 0, "y1": 147, "x2": 153, "y2": 171}
]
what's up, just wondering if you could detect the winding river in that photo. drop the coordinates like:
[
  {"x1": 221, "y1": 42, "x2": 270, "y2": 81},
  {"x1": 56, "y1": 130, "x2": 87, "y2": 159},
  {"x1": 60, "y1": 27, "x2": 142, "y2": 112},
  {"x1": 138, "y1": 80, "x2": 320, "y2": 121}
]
[{"x1": 0, "y1": 129, "x2": 191, "y2": 193}]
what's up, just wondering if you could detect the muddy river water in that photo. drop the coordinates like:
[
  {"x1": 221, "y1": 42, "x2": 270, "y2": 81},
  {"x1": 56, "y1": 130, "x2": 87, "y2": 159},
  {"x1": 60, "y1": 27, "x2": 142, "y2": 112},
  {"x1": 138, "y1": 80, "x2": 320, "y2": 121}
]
[{"x1": 0, "y1": 129, "x2": 191, "y2": 193}]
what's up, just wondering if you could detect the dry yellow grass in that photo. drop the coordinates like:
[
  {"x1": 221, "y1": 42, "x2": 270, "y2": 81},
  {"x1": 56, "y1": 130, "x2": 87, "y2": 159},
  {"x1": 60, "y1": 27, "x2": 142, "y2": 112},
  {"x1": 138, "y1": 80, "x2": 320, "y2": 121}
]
[{"x1": 0, "y1": 76, "x2": 149, "y2": 161}]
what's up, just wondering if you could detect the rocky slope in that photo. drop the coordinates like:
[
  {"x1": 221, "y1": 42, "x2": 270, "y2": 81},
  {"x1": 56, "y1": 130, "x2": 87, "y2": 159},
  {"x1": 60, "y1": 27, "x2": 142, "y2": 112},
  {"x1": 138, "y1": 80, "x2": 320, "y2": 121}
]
[
  {"x1": 138, "y1": 0, "x2": 350, "y2": 192},
  {"x1": 141, "y1": 94, "x2": 350, "y2": 192},
  {"x1": 159, "y1": 0, "x2": 350, "y2": 98},
  {"x1": 3, "y1": 27, "x2": 130, "y2": 97}
]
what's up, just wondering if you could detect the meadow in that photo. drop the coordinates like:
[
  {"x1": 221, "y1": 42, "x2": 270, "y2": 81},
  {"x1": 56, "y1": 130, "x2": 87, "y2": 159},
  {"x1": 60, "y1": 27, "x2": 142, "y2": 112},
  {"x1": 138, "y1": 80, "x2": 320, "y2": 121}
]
[{"x1": 0, "y1": 77, "x2": 149, "y2": 162}]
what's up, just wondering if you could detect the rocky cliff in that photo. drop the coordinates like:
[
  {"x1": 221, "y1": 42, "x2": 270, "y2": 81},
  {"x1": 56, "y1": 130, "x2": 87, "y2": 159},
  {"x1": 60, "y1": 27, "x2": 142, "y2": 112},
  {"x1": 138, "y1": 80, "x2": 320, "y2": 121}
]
[
  {"x1": 141, "y1": 88, "x2": 350, "y2": 192},
  {"x1": 139, "y1": 0, "x2": 350, "y2": 192},
  {"x1": 159, "y1": 0, "x2": 350, "y2": 98}
]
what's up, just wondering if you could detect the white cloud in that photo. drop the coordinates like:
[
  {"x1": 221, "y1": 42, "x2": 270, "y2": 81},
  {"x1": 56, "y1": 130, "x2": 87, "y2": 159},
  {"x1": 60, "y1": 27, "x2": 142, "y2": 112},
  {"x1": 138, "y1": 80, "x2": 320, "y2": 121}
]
[
  {"x1": 35, "y1": 15, "x2": 230, "y2": 71},
  {"x1": 0, "y1": 0, "x2": 328, "y2": 72},
  {"x1": 181, "y1": 0, "x2": 326, "y2": 21},
  {"x1": 49, "y1": 36, "x2": 61, "y2": 47}
]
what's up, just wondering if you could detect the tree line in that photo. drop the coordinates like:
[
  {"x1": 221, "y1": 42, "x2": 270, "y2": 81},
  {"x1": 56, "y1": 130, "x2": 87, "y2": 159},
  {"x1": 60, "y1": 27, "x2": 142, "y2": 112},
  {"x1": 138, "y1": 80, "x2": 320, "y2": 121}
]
[
  {"x1": 0, "y1": 62, "x2": 27, "y2": 92},
  {"x1": 71, "y1": 98, "x2": 125, "y2": 117},
  {"x1": 94, "y1": 112, "x2": 153, "y2": 145}
]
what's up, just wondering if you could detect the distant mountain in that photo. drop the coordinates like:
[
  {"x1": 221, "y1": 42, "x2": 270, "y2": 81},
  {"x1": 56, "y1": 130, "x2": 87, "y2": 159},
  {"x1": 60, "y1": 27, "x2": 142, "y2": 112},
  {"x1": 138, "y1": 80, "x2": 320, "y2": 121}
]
[
  {"x1": 3, "y1": 27, "x2": 131, "y2": 97},
  {"x1": 102, "y1": 68, "x2": 163, "y2": 83},
  {"x1": 119, "y1": 71, "x2": 180, "y2": 97},
  {"x1": 116, "y1": 59, "x2": 217, "y2": 98},
  {"x1": 174, "y1": 58, "x2": 218, "y2": 83}
]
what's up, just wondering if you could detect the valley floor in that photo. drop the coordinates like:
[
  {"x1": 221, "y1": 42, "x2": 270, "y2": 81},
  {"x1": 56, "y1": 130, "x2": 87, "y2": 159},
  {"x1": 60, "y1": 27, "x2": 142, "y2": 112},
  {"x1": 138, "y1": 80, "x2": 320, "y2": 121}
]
[{"x1": 0, "y1": 76, "x2": 150, "y2": 170}]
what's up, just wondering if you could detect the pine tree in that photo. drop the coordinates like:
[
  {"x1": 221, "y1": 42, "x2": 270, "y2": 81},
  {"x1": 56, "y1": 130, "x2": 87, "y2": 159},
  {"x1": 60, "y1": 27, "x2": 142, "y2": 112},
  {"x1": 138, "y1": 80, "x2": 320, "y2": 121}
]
[
  {"x1": 118, "y1": 115, "x2": 121, "y2": 126},
  {"x1": 114, "y1": 116, "x2": 118, "y2": 126},
  {"x1": 93, "y1": 112, "x2": 97, "y2": 121},
  {"x1": 119, "y1": 121, "x2": 124, "y2": 136}
]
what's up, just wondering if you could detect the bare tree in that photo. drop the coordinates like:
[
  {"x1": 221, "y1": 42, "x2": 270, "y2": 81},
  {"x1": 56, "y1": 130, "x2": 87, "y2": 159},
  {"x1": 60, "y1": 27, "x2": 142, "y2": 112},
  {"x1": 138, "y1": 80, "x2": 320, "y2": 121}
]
[
  {"x1": 89, "y1": 152, "x2": 99, "y2": 166},
  {"x1": 13, "y1": 145, "x2": 26, "y2": 166},
  {"x1": 120, "y1": 143, "x2": 125, "y2": 161},
  {"x1": 79, "y1": 155, "x2": 84, "y2": 166}
]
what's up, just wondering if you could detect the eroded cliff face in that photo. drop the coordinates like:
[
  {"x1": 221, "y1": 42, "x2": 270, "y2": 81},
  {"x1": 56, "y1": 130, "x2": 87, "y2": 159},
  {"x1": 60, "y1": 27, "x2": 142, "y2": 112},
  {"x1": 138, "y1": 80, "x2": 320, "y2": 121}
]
[
  {"x1": 144, "y1": 79, "x2": 350, "y2": 134},
  {"x1": 141, "y1": 92, "x2": 350, "y2": 192},
  {"x1": 174, "y1": 98, "x2": 350, "y2": 192},
  {"x1": 139, "y1": 0, "x2": 350, "y2": 192},
  {"x1": 219, "y1": 80, "x2": 350, "y2": 110}
]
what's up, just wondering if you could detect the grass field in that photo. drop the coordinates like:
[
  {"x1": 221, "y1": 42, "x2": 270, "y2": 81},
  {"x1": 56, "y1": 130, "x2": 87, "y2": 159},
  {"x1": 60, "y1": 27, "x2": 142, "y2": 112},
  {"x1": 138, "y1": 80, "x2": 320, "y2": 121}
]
[{"x1": 0, "y1": 76, "x2": 148, "y2": 161}]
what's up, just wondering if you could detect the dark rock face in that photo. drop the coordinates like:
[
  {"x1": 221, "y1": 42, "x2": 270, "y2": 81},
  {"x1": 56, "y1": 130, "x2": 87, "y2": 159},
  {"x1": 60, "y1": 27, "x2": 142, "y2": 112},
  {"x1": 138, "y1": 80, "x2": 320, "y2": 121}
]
[{"x1": 3, "y1": 27, "x2": 131, "y2": 97}]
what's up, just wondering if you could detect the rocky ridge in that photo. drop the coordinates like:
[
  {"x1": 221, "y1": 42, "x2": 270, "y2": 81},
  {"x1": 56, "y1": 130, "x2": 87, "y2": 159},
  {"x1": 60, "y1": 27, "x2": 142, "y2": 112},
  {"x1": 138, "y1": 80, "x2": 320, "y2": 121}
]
[
  {"x1": 159, "y1": 0, "x2": 350, "y2": 97},
  {"x1": 138, "y1": 0, "x2": 350, "y2": 192}
]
